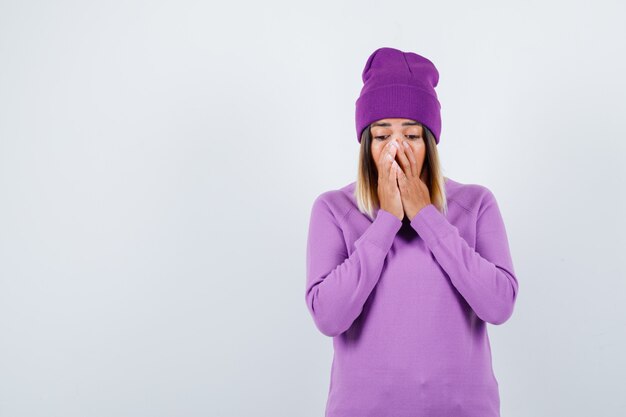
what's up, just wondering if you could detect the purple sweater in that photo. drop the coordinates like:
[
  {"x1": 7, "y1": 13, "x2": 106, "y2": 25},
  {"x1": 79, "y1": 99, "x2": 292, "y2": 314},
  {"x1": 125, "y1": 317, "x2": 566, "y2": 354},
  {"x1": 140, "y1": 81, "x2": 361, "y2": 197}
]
[{"x1": 305, "y1": 177, "x2": 519, "y2": 417}]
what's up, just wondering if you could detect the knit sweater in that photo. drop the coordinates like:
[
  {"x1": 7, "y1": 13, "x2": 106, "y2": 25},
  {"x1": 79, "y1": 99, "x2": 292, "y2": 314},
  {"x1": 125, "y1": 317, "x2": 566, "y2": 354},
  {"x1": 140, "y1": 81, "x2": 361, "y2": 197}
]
[{"x1": 305, "y1": 177, "x2": 519, "y2": 417}]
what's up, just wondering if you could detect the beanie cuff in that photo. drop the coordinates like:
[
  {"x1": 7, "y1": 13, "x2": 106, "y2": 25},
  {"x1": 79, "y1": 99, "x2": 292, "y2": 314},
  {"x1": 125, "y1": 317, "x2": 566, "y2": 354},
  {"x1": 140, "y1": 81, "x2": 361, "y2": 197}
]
[{"x1": 355, "y1": 84, "x2": 442, "y2": 144}]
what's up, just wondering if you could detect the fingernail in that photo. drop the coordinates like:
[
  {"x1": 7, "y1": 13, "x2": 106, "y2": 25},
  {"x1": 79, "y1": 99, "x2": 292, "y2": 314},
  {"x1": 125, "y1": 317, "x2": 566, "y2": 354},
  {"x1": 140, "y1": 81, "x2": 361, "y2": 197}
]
[{"x1": 403, "y1": 141, "x2": 409, "y2": 148}]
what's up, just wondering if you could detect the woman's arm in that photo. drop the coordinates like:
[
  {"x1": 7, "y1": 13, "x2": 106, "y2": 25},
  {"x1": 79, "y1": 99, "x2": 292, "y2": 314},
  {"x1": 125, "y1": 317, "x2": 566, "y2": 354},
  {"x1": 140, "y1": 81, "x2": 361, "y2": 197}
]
[
  {"x1": 410, "y1": 189, "x2": 519, "y2": 325},
  {"x1": 305, "y1": 195, "x2": 402, "y2": 337}
]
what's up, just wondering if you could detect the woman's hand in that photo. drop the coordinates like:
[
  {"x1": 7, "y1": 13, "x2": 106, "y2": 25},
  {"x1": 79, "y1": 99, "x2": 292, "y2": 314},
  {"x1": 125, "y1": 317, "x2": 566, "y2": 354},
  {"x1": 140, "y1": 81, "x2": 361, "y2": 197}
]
[
  {"x1": 378, "y1": 141, "x2": 404, "y2": 221},
  {"x1": 393, "y1": 140, "x2": 431, "y2": 221}
]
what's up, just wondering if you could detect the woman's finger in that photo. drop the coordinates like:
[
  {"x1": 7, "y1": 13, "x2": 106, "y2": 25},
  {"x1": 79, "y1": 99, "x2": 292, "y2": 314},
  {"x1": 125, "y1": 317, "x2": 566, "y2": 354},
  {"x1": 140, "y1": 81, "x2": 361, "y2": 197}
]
[
  {"x1": 401, "y1": 141, "x2": 418, "y2": 178},
  {"x1": 395, "y1": 141, "x2": 416, "y2": 178},
  {"x1": 387, "y1": 147, "x2": 397, "y2": 187},
  {"x1": 395, "y1": 161, "x2": 406, "y2": 189},
  {"x1": 381, "y1": 141, "x2": 397, "y2": 184}
]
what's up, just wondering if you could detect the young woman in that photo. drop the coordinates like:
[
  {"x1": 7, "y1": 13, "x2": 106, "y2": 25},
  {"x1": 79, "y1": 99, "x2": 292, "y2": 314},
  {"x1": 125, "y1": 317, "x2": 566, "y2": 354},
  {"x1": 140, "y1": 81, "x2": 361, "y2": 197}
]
[{"x1": 305, "y1": 47, "x2": 519, "y2": 417}]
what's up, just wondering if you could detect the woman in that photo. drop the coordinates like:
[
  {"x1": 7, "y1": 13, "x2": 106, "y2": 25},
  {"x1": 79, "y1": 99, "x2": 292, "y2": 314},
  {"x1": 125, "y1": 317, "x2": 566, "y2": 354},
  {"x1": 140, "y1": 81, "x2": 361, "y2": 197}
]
[{"x1": 305, "y1": 47, "x2": 519, "y2": 417}]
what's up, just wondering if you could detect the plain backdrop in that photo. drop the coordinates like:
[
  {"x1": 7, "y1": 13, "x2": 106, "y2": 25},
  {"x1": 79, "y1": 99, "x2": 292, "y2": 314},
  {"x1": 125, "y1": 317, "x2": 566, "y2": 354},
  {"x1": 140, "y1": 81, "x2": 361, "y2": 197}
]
[{"x1": 1, "y1": 1, "x2": 625, "y2": 416}]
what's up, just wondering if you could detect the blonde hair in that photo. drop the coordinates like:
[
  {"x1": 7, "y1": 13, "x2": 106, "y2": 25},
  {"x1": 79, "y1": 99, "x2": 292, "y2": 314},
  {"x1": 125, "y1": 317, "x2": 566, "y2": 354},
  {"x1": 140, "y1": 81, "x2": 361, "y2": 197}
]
[{"x1": 354, "y1": 123, "x2": 448, "y2": 220}]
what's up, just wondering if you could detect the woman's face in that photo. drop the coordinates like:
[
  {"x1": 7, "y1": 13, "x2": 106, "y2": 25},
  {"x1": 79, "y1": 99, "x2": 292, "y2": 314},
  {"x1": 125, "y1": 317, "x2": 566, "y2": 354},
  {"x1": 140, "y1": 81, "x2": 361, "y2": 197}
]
[{"x1": 370, "y1": 118, "x2": 427, "y2": 179}]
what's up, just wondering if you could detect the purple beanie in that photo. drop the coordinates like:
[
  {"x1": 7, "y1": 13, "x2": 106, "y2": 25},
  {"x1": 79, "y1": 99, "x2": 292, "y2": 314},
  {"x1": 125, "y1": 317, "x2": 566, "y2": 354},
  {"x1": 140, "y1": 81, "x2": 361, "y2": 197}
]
[{"x1": 355, "y1": 47, "x2": 442, "y2": 144}]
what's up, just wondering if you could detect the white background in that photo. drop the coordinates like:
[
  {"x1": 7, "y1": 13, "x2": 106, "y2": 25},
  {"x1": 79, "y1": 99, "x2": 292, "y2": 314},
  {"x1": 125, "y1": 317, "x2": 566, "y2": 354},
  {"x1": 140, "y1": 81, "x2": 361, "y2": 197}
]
[{"x1": 1, "y1": 1, "x2": 625, "y2": 416}]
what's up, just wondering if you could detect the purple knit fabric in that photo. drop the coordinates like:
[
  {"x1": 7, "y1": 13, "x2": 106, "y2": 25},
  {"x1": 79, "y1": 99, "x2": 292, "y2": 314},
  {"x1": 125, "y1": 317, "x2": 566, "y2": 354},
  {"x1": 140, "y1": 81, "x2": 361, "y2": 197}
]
[
  {"x1": 305, "y1": 177, "x2": 519, "y2": 417},
  {"x1": 355, "y1": 47, "x2": 442, "y2": 144}
]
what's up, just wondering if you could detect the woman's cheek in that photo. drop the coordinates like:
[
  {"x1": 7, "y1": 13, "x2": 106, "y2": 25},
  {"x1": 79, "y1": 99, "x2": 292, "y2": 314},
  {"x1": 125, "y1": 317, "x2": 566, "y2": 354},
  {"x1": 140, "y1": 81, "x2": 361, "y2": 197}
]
[
  {"x1": 412, "y1": 145, "x2": 423, "y2": 160},
  {"x1": 374, "y1": 150, "x2": 382, "y2": 167}
]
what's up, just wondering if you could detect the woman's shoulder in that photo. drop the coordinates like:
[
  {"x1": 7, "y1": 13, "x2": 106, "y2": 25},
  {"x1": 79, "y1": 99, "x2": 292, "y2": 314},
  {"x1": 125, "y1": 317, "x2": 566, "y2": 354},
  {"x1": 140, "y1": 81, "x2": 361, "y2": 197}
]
[
  {"x1": 313, "y1": 180, "x2": 356, "y2": 203},
  {"x1": 309, "y1": 181, "x2": 358, "y2": 222},
  {"x1": 445, "y1": 176, "x2": 498, "y2": 213}
]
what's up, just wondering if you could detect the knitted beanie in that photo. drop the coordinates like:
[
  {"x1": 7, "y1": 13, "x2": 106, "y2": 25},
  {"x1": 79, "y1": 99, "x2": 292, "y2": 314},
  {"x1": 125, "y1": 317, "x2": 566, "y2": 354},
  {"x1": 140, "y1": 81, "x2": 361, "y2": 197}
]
[{"x1": 355, "y1": 47, "x2": 442, "y2": 144}]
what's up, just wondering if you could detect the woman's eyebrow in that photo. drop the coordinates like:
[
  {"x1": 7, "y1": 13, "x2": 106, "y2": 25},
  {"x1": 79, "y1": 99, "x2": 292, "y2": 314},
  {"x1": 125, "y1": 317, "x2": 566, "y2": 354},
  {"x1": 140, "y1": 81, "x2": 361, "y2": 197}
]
[{"x1": 372, "y1": 121, "x2": 420, "y2": 127}]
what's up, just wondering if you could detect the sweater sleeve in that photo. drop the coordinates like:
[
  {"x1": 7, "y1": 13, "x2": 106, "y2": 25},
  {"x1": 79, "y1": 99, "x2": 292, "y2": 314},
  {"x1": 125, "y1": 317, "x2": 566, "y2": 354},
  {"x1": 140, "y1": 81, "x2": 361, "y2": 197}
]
[
  {"x1": 305, "y1": 196, "x2": 403, "y2": 337},
  {"x1": 409, "y1": 190, "x2": 519, "y2": 325}
]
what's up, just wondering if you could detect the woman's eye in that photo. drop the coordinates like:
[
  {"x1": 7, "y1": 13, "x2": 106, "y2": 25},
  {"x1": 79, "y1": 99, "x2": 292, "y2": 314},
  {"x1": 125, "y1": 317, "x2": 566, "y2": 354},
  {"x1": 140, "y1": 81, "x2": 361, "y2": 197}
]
[{"x1": 374, "y1": 135, "x2": 420, "y2": 141}]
